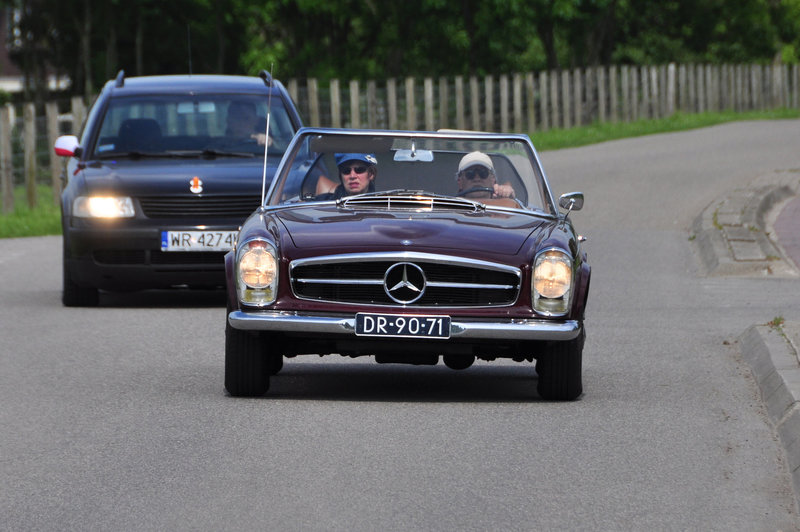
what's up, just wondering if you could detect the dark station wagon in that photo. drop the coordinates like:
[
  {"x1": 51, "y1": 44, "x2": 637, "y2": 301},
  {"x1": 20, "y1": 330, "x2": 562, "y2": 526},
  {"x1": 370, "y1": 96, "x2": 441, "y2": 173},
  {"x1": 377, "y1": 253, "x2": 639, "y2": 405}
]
[
  {"x1": 54, "y1": 71, "x2": 303, "y2": 306},
  {"x1": 224, "y1": 128, "x2": 591, "y2": 400}
]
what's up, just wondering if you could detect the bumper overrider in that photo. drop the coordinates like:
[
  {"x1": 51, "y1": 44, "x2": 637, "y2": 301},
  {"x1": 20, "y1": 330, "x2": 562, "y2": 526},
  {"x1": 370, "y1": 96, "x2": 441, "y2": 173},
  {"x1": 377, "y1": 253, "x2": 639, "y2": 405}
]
[{"x1": 228, "y1": 310, "x2": 581, "y2": 341}]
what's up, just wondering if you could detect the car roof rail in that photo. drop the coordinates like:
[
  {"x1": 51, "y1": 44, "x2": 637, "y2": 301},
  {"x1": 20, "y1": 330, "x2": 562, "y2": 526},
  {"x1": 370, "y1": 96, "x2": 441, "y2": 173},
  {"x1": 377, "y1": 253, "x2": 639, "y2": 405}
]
[
  {"x1": 115, "y1": 70, "x2": 125, "y2": 88},
  {"x1": 258, "y1": 70, "x2": 273, "y2": 87}
]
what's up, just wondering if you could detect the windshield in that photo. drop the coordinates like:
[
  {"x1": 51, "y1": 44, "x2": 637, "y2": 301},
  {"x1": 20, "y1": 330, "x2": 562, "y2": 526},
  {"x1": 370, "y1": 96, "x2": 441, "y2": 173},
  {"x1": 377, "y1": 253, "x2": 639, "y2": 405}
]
[
  {"x1": 90, "y1": 93, "x2": 296, "y2": 158},
  {"x1": 268, "y1": 130, "x2": 553, "y2": 213}
]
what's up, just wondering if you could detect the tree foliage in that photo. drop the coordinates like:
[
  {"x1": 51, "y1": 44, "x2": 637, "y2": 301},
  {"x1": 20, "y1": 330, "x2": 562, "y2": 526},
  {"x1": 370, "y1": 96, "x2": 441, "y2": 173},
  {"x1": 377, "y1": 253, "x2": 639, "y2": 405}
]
[{"x1": 4, "y1": 0, "x2": 799, "y2": 103}]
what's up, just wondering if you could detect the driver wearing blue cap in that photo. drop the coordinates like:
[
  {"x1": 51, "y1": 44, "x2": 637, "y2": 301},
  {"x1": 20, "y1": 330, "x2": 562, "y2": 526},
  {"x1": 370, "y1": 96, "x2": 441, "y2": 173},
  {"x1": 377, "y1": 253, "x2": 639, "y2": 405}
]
[{"x1": 316, "y1": 153, "x2": 378, "y2": 199}]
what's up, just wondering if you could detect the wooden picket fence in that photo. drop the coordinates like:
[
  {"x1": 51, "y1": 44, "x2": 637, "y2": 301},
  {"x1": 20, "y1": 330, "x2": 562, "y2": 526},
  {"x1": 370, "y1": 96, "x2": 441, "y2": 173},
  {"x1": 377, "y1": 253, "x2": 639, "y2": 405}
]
[{"x1": 2, "y1": 62, "x2": 799, "y2": 212}]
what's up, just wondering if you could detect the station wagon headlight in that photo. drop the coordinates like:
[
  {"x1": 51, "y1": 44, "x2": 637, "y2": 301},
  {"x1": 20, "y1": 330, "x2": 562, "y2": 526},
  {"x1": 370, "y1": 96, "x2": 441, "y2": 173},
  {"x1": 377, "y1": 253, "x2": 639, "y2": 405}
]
[
  {"x1": 237, "y1": 239, "x2": 278, "y2": 306},
  {"x1": 533, "y1": 249, "x2": 572, "y2": 314},
  {"x1": 73, "y1": 196, "x2": 135, "y2": 218}
]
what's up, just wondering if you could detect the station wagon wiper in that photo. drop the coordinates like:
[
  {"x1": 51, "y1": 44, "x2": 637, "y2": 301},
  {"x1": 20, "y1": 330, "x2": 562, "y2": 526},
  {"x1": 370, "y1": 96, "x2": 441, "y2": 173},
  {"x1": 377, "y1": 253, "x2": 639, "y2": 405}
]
[{"x1": 96, "y1": 150, "x2": 161, "y2": 159}]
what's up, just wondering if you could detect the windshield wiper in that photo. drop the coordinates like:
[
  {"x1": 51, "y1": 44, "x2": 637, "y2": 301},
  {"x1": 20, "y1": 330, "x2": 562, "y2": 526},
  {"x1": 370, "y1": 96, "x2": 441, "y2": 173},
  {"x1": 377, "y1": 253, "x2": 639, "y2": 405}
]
[
  {"x1": 199, "y1": 148, "x2": 256, "y2": 158},
  {"x1": 96, "y1": 150, "x2": 161, "y2": 159}
]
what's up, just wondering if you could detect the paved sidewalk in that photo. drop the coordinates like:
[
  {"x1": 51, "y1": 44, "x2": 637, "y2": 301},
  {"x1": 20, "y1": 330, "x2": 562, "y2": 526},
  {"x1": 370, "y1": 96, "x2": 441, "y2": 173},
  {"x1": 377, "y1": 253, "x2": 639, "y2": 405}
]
[{"x1": 693, "y1": 169, "x2": 800, "y2": 497}]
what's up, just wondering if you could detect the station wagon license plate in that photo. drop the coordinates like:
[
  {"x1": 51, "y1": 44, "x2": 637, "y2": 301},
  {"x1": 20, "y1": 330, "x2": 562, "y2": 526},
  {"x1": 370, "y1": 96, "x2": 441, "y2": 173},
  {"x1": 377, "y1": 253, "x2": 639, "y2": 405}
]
[
  {"x1": 161, "y1": 230, "x2": 237, "y2": 252},
  {"x1": 355, "y1": 313, "x2": 451, "y2": 339}
]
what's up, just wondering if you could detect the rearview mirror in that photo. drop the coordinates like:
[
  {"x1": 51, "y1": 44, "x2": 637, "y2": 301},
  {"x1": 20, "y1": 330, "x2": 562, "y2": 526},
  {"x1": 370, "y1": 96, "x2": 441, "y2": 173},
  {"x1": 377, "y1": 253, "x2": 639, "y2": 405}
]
[{"x1": 394, "y1": 149, "x2": 434, "y2": 162}]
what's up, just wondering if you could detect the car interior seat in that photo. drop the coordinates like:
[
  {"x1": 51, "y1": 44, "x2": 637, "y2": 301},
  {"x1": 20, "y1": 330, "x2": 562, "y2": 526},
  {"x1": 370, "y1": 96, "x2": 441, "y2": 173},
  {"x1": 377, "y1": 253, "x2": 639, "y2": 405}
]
[{"x1": 117, "y1": 118, "x2": 162, "y2": 152}]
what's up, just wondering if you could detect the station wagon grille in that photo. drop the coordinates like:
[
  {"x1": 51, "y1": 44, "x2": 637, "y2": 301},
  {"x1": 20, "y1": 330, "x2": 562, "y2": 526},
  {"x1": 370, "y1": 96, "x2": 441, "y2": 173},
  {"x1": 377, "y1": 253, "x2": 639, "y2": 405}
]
[
  {"x1": 138, "y1": 195, "x2": 260, "y2": 218},
  {"x1": 291, "y1": 256, "x2": 520, "y2": 307}
]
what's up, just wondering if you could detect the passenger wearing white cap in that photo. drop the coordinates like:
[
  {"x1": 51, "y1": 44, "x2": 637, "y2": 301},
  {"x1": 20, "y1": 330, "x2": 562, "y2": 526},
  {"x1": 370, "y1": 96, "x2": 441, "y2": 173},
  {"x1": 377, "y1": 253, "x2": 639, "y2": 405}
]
[{"x1": 456, "y1": 151, "x2": 515, "y2": 200}]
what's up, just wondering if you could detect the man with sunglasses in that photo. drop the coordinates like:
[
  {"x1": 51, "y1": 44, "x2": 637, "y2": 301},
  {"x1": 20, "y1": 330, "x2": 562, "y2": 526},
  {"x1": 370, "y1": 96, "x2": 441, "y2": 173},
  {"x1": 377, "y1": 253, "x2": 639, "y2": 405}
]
[
  {"x1": 315, "y1": 153, "x2": 378, "y2": 199},
  {"x1": 456, "y1": 151, "x2": 515, "y2": 200}
]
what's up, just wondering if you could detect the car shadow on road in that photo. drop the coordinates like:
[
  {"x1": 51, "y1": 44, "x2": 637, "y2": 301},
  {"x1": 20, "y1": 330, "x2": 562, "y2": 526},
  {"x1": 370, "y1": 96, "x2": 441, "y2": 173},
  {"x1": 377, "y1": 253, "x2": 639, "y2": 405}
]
[{"x1": 253, "y1": 362, "x2": 557, "y2": 403}]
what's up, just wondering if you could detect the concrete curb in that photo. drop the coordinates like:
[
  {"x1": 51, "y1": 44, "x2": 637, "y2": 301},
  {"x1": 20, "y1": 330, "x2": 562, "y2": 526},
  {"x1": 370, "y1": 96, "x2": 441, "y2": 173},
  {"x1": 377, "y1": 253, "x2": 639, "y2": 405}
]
[
  {"x1": 692, "y1": 170, "x2": 800, "y2": 277},
  {"x1": 739, "y1": 323, "x2": 800, "y2": 497}
]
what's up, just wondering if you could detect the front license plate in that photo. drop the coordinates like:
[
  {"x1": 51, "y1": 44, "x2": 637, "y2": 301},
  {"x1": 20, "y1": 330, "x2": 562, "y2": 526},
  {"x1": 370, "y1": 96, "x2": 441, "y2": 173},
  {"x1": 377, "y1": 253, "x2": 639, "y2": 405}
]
[
  {"x1": 355, "y1": 313, "x2": 451, "y2": 339},
  {"x1": 161, "y1": 230, "x2": 237, "y2": 252}
]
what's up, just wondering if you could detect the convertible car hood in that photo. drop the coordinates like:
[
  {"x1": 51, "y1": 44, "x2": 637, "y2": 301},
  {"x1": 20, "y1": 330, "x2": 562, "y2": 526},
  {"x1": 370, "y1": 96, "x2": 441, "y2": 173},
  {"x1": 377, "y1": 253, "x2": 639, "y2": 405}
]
[
  {"x1": 275, "y1": 204, "x2": 548, "y2": 255},
  {"x1": 79, "y1": 158, "x2": 275, "y2": 195}
]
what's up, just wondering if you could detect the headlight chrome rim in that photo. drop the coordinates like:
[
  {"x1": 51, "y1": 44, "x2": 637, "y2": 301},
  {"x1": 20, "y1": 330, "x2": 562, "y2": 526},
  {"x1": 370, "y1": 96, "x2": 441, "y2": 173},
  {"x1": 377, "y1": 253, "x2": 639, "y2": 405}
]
[
  {"x1": 236, "y1": 238, "x2": 278, "y2": 306},
  {"x1": 532, "y1": 248, "x2": 573, "y2": 315}
]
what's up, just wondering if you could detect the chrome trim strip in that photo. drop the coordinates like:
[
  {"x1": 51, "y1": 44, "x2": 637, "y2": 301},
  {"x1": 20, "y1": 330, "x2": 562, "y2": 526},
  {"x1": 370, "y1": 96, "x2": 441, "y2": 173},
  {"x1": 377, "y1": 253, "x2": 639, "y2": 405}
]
[
  {"x1": 290, "y1": 251, "x2": 521, "y2": 275},
  {"x1": 294, "y1": 278, "x2": 515, "y2": 290},
  {"x1": 229, "y1": 310, "x2": 581, "y2": 341}
]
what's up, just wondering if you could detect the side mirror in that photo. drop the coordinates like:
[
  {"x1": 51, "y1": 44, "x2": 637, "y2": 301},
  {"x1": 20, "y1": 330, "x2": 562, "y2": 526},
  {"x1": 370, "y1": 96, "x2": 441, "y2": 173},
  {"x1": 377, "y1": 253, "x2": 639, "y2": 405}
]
[
  {"x1": 54, "y1": 135, "x2": 81, "y2": 158},
  {"x1": 559, "y1": 192, "x2": 584, "y2": 212}
]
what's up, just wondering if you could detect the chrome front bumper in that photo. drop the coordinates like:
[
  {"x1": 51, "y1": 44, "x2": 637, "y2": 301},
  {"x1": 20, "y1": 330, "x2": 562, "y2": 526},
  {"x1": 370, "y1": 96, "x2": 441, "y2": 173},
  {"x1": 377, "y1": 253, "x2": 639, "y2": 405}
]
[{"x1": 228, "y1": 310, "x2": 581, "y2": 341}]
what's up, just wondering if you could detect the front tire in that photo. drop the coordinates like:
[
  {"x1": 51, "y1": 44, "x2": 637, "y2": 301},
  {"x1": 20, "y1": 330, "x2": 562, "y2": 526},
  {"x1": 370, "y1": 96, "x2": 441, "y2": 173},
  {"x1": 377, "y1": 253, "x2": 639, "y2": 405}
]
[
  {"x1": 62, "y1": 240, "x2": 99, "y2": 307},
  {"x1": 536, "y1": 328, "x2": 584, "y2": 401},
  {"x1": 225, "y1": 317, "x2": 271, "y2": 397}
]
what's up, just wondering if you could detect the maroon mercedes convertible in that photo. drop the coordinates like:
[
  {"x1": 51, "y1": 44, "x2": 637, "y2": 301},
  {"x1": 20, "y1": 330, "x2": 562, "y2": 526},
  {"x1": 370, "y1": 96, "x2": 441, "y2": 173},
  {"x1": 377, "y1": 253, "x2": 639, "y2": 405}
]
[{"x1": 224, "y1": 128, "x2": 590, "y2": 400}]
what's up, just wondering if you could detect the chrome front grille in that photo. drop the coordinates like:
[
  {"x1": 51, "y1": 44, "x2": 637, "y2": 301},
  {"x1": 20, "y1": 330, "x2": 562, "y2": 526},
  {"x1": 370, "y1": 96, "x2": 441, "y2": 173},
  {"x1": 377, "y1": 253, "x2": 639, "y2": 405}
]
[
  {"x1": 340, "y1": 194, "x2": 482, "y2": 212},
  {"x1": 290, "y1": 253, "x2": 520, "y2": 307},
  {"x1": 138, "y1": 195, "x2": 260, "y2": 218}
]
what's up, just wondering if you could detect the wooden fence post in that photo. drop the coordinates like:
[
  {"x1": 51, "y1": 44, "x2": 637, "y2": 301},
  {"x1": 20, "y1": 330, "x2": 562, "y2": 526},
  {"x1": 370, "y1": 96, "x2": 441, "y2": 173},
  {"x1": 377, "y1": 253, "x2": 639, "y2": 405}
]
[
  {"x1": 367, "y1": 80, "x2": 378, "y2": 129},
  {"x1": 424, "y1": 77, "x2": 434, "y2": 130},
  {"x1": 287, "y1": 79, "x2": 298, "y2": 106},
  {"x1": 349, "y1": 79, "x2": 360, "y2": 128},
  {"x1": 307, "y1": 78, "x2": 320, "y2": 127},
  {"x1": 0, "y1": 104, "x2": 13, "y2": 213},
  {"x1": 561, "y1": 70, "x2": 571, "y2": 128},
  {"x1": 572, "y1": 68, "x2": 582, "y2": 126},
  {"x1": 70, "y1": 96, "x2": 86, "y2": 135},
  {"x1": 438, "y1": 76, "x2": 449, "y2": 130},
  {"x1": 454, "y1": 76, "x2": 465, "y2": 130},
  {"x1": 550, "y1": 70, "x2": 559, "y2": 128},
  {"x1": 667, "y1": 63, "x2": 676, "y2": 116},
  {"x1": 539, "y1": 71, "x2": 549, "y2": 130},
  {"x1": 330, "y1": 79, "x2": 341, "y2": 128},
  {"x1": 499, "y1": 74, "x2": 509, "y2": 132},
  {"x1": 405, "y1": 77, "x2": 416, "y2": 130},
  {"x1": 484, "y1": 75, "x2": 494, "y2": 131},
  {"x1": 597, "y1": 66, "x2": 607, "y2": 123},
  {"x1": 608, "y1": 65, "x2": 618, "y2": 123},
  {"x1": 511, "y1": 74, "x2": 521, "y2": 132},
  {"x1": 620, "y1": 66, "x2": 630, "y2": 122},
  {"x1": 387, "y1": 78, "x2": 398, "y2": 130},
  {"x1": 23, "y1": 103, "x2": 36, "y2": 208},
  {"x1": 525, "y1": 72, "x2": 536, "y2": 132},
  {"x1": 470, "y1": 76, "x2": 480, "y2": 130},
  {"x1": 46, "y1": 101, "x2": 61, "y2": 205}
]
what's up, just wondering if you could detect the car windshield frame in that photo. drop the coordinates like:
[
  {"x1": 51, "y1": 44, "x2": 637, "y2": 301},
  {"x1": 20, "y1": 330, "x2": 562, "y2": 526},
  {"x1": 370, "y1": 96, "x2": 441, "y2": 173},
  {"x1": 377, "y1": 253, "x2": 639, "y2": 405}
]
[{"x1": 265, "y1": 128, "x2": 558, "y2": 215}]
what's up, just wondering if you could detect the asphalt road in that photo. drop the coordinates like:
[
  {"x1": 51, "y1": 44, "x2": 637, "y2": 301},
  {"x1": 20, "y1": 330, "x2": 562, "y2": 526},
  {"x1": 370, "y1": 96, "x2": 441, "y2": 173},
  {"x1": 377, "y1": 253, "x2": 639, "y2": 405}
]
[{"x1": 3, "y1": 120, "x2": 800, "y2": 530}]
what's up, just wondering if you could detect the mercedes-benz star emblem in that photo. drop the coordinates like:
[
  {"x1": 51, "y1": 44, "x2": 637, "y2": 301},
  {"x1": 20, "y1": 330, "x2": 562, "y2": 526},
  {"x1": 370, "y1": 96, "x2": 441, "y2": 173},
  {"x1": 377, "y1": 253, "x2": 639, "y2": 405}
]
[{"x1": 384, "y1": 262, "x2": 426, "y2": 304}]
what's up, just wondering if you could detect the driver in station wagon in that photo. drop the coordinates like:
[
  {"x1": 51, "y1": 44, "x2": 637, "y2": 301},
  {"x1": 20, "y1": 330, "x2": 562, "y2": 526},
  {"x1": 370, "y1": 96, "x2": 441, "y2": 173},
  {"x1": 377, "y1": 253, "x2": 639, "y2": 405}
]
[{"x1": 456, "y1": 151, "x2": 515, "y2": 200}]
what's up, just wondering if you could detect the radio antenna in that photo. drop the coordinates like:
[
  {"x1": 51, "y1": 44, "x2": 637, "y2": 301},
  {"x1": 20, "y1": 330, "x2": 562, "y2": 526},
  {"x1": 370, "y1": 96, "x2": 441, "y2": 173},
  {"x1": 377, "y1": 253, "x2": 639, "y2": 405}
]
[{"x1": 260, "y1": 63, "x2": 274, "y2": 206}]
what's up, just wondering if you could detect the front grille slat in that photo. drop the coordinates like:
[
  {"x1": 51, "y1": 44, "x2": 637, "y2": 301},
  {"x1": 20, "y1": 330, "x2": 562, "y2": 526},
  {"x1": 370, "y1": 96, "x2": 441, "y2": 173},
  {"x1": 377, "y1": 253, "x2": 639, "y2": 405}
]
[
  {"x1": 139, "y1": 195, "x2": 260, "y2": 218},
  {"x1": 291, "y1": 258, "x2": 520, "y2": 307}
]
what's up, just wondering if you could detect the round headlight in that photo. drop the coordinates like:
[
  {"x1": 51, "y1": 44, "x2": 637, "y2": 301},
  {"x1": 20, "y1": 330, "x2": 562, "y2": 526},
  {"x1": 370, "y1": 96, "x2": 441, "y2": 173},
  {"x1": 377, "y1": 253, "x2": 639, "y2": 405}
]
[
  {"x1": 534, "y1": 253, "x2": 571, "y2": 299},
  {"x1": 238, "y1": 245, "x2": 277, "y2": 288}
]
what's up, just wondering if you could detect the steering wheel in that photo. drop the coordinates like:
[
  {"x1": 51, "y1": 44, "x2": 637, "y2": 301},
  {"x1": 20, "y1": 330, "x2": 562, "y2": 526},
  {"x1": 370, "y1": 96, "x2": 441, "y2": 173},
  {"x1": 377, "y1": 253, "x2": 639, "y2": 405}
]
[{"x1": 456, "y1": 186, "x2": 494, "y2": 197}]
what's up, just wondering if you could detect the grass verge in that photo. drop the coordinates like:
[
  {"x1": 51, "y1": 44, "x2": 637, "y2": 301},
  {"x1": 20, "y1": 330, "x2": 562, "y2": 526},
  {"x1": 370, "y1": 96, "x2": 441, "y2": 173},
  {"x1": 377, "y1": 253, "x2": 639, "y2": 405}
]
[
  {"x1": 0, "y1": 185, "x2": 61, "y2": 238},
  {"x1": 1, "y1": 109, "x2": 799, "y2": 239}
]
